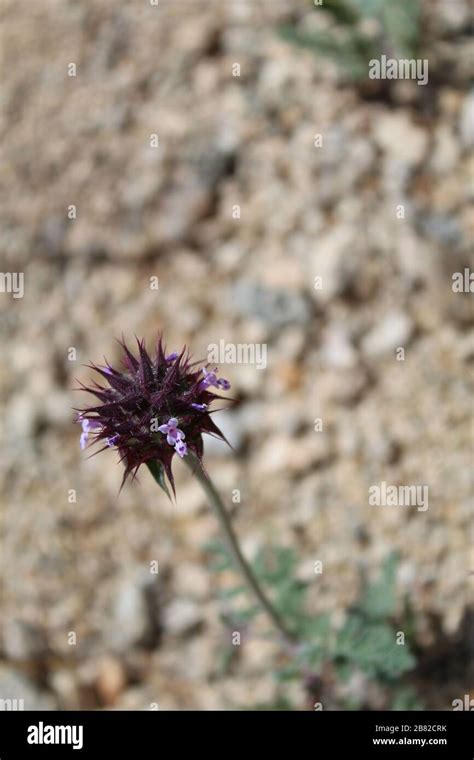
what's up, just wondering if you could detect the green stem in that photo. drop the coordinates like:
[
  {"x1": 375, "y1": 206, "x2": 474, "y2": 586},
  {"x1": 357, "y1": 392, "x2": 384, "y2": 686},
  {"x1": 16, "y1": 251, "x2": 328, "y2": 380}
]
[{"x1": 186, "y1": 454, "x2": 297, "y2": 646}]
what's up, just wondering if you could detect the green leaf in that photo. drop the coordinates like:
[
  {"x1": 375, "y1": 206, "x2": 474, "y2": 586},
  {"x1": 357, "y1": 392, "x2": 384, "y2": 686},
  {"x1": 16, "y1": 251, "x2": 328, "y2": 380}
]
[
  {"x1": 146, "y1": 460, "x2": 170, "y2": 498},
  {"x1": 300, "y1": 642, "x2": 326, "y2": 669},
  {"x1": 279, "y1": 25, "x2": 375, "y2": 81},
  {"x1": 335, "y1": 661, "x2": 355, "y2": 683},
  {"x1": 391, "y1": 686, "x2": 424, "y2": 710},
  {"x1": 244, "y1": 696, "x2": 295, "y2": 711},
  {"x1": 253, "y1": 547, "x2": 297, "y2": 584},
  {"x1": 302, "y1": 614, "x2": 332, "y2": 645},
  {"x1": 219, "y1": 586, "x2": 248, "y2": 600},
  {"x1": 335, "y1": 614, "x2": 415, "y2": 679},
  {"x1": 273, "y1": 582, "x2": 307, "y2": 622},
  {"x1": 203, "y1": 539, "x2": 233, "y2": 571},
  {"x1": 322, "y1": 0, "x2": 360, "y2": 26},
  {"x1": 351, "y1": 0, "x2": 387, "y2": 17},
  {"x1": 230, "y1": 605, "x2": 261, "y2": 624},
  {"x1": 358, "y1": 553, "x2": 398, "y2": 620},
  {"x1": 216, "y1": 645, "x2": 238, "y2": 677},
  {"x1": 281, "y1": 0, "x2": 422, "y2": 79},
  {"x1": 382, "y1": 0, "x2": 421, "y2": 56},
  {"x1": 274, "y1": 662, "x2": 301, "y2": 682}
]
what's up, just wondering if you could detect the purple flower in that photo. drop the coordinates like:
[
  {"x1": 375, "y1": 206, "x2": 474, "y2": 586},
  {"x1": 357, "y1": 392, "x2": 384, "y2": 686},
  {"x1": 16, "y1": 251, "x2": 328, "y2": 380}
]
[
  {"x1": 199, "y1": 367, "x2": 218, "y2": 390},
  {"x1": 199, "y1": 367, "x2": 231, "y2": 392},
  {"x1": 158, "y1": 417, "x2": 186, "y2": 447},
  {"x1": 76, "y1": 336, "x2": 232, "y2": 494},
  {"x1": 158, "y1": 417, "x2": 189, "y2": 459},
  {"x1": 79, "y1": 417, "x2": 102, "y2": 450},
  {"x1": 175, "y1": 439, "x2": 188, "y2": 458}
]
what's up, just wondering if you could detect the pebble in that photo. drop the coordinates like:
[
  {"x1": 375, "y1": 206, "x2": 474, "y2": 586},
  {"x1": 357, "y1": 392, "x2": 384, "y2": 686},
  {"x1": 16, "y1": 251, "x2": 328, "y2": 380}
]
[
  {"x1": 107, "y1": 575, "x2": 151, "y2": 652},
  {"x1": 2, "y1": 620, "x2": 46, "y2": 661},
  {"x1": 0, "y1": 667, "x2": 56, "y2": 710},
  {"x1": 231, "y1": 281, "x2": 310, "y2": 328},
  {"x1": 255, "y1": 433, "x2": 331, "y2": 475},
  {"x1": 430, "y1": 125, "x2": 459, "y2": 173},
  {"x1": 373, "y1": 112, "x2": 428, "y2": 166},
  {"x1": 361, "y1": 312, "x2": 413, "y2": 357},
  {"x1": 421, "y1": 213, "x2": 462, "y2": 247},
  {"x1": 163, "y1": 599, "x2": 202, "y2": 636},
  {"x1": 320, "y1": 325, "x2": 358, "y2": 369},
  {"x1": 173, "y1": 563, "x2": 211, "y2": 600},
  {"x1": 459, "y1": 91, "x2": 474, "y2": 148},
  {"x1": 310, "y1": 225, "x2": 358, "y2": 304},
  {"x1": 95, "y1": 655, "x2": 126, "y2": 706}
]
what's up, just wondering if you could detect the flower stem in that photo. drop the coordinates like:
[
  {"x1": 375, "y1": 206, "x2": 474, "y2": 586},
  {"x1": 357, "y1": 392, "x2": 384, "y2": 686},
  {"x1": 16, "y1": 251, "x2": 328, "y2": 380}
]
[{"x1": 186, "y1": 454, "x2": 297, "y2": 646}]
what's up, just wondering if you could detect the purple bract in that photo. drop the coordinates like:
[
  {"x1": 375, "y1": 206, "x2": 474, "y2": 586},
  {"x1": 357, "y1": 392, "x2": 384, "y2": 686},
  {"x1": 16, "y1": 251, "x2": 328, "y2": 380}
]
[{"x1": 76, "y1": 336, "x2": 231, "y2": 493}]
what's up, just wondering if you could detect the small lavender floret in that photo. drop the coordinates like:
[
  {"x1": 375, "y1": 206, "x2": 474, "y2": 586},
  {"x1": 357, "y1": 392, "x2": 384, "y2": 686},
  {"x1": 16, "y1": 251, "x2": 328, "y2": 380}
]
[
  {"x1": 175, "y1": 439, "x2": 187, "y2": 458},
  {"x1": 199, "y1": 367, "x2": 217, "y2": 389},
  {"x1": 158, "y1": 417, "x2": 186, "y2": 447},
  {"x1": 79, "y1": 417, "x2": 102, "y2": 450},
  {"x1": 199, "y1": 367, "x2": 231, "y2": 391}
]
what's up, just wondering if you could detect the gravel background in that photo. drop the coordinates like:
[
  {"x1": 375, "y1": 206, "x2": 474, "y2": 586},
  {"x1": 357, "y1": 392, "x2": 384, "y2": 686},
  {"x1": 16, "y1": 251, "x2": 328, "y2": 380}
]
[{"x1": 0, "y1": 0, "x2": 472, "y2": 710}]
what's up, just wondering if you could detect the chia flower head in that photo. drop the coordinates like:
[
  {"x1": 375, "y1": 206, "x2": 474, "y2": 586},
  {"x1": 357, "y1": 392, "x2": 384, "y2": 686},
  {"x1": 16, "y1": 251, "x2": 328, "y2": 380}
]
[{"x1": 76, "y1": 336, "x2": 232, "y2": 494}]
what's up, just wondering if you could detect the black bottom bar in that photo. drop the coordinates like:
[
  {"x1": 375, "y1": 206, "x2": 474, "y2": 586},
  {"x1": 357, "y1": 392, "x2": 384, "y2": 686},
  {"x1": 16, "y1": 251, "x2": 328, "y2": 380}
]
[{"x1": 0, "y1": 710, "x2": 472, "y2": 758}]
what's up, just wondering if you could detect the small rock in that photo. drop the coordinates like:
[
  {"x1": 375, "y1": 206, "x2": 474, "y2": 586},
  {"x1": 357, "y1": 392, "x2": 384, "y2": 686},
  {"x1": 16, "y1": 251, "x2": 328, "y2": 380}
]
[
  {"x1": 363, "y1": 430, "x2": 400, "y2": 465},
  {"x1": 320, "y1": 325, "x2": 358, "y2": 369},
  {"x1": 430, "y1": 125, "x2": 459, "y2": 174},
  {"x1": 40, "y1": 215, "x2": 68, "y2": 256},
  {"x1": 2, "y1": 620, "x2": 46, "y2": 661},
  {"x1": 6, "y1": 395, "x2": 37, "y2": 439},
  {"x1": 335, "y1": 425, "x2": 361, "y2": 458},
  {"x1": 152, "y1": 179, "x2": 212, "y2": 245},
  {"x1": 273, "y1": 360, "x2": 304, "y2": 392},
  {"x1": 274, "y1": 327, "x2": 306, "y2": 361},
  {"x1": 456, "y1": 332, "x2": 474, "y2": 362},
  {"x1": 362, "y1": 312, "x2": 413, "y2": 357},
  {"x1": 319, "y1": 367, "x2": 371, "y2": 404},
  {"x1": 421, "y1": 213, "x2": 461, "y2": 247},
  {"x1": 241, "y1": 639, "x2": 278, "y2": 669},
  {"x1": 0, "y1": 667, "x2": 56, "y2": 710},
  {"x1": 164, "y1": 599, "x2": 202, "y2": 636},
  {"x1": 310, "y1": 225, "x2": 359, "y2": 304},
  {"x1": 95, "y1": 656, "x2": 126, "y2": 706},
  {"x1": 177, "y1": 637, "x2": 215, "y2": 681},
  {"x1": 107, "y1": 574, "x2": 151, "y2": 652},
  {"x1": 437, "y1": 0, "x2": 470, "y2": 33},
  {"x1": 170, "y1": 479, "x2": 205, "y2": 517},
  {"x1": 48, "y1": 670, "x2": 79, "y2": 710},
  {"x1": 373, "y1": 112, "x2": 428, "y2": 166},
  {"x1": 459, "y1": 91, "x2": 474, "y2": 149},
  {"x1": 396, "y1": 229, "x2": 433, "y2": 284},
  {"x1": 231, "y1": 281, "x2": 310, "y2": 328},
  {"x1": 173, "y1": 562, "x2": 211, "y2": 599},
  {"x1": 253, "y1": 435, "x2": 294, "y2": 475},
  {"x1": 255, "y1": 433, "x2": 331, "y2": 475}
]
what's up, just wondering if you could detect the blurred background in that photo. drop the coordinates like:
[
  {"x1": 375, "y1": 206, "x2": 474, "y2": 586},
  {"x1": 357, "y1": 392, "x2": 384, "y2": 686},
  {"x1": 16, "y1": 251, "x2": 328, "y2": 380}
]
[{"x1": 0, "y1": 0, "x2": 472, "y2": 710}]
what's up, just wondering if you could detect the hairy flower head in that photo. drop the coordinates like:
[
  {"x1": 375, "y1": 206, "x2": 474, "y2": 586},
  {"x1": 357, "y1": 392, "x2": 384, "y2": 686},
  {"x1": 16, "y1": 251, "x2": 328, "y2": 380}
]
[{"x1": 76, "y1": 336, "x2": 232, "y2": 494}]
